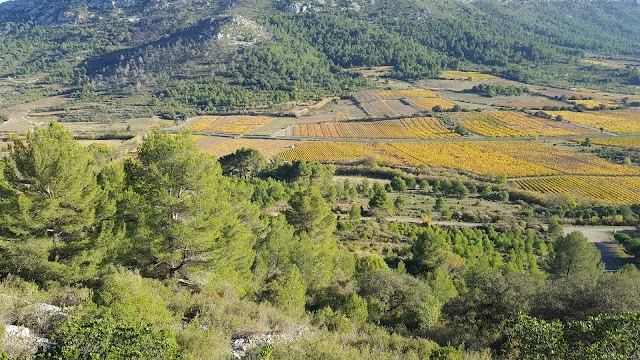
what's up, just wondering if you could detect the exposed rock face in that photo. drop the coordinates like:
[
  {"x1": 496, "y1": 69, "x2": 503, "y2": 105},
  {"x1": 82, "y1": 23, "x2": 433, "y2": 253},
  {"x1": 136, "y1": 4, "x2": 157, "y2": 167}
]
[
  {"x1": 231, "y1": 326, "x2": 307, "y2": 359},
  {"x1": 3, "y1": 325, "x2": 50, "y2": 347},
  {"x1": 283, "y1": 3, "x2": 309, "y2": 13}
]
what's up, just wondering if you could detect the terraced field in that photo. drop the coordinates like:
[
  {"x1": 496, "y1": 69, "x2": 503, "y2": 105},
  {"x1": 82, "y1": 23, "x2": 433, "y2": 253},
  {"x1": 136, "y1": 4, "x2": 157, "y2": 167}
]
[
  {"x1": 291, "y1": 117, "x2": 458, "y2": 139},
  {"x1": 545, "y1": 110, "x2": 640, "y2": 134},
  {"x1": 514, "y1": 176, "x2": 640, "y2": 204},
  {"x1": 448, "y1": 111, "x2": 596, "y2": 137},
  {"x1": 440, "y1": 71, "x2": 496, "y2": 80}
]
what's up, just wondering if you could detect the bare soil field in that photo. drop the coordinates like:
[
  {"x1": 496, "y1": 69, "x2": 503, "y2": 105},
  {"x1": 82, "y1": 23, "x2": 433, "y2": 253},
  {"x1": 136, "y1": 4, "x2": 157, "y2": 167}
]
[
  {"x1": 361, "y1": 100, "x2": 400, "y2": 117},
  {"x1": 301, "y1": 99, "x2": 369, "y2": 121},
  {"x1": 195, "y1": 137, "x2": 297, "y2": 158},
  {"x1": 248, "y1": 117, "x2": 298, "y2": 136},
  {"x1": 62, "y1": 121, "x2": 130, "y2": 134},
  {"x1": 0, "y1": 95, "x2": 70, "y2": 133},
  {"x1": 416, "y1": 78, "x2": 528, "y2": 92},
  {"x1": 385, "y1": 99, "x2": 421, "y2": 116},
  {"x1": 536, "y1": 87, "x2": 628, "y2": 102}
]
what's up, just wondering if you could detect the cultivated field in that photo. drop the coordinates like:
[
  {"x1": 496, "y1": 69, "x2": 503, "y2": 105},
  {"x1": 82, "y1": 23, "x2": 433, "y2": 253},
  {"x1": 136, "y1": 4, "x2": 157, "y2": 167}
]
[
  {"x1": 571, "y1": 137, "x2": 640, "y2": 148},
  {"x1": 514, "y1": 176, "x2": 640, "y2": 204},
  {"x1": 291, "y1": 117, "x2": 458, "y2": 139},
  {"x1": 195, "y1": 137, "x2": 297, "y2": 157},
  {"x1": 486, "y1": 141, "x2": 640, "y2": 175},
  {"x1": 385, "y1": 100, "x2": 421, "y2": 117},
  {"x1": 407, "y1": 97, "x2": 456, "y2": 111},
  {"x1": 186, "y1": 116, "x2": 275, "y2": 134},
  {"x1": 278, "y1": 141, "x2": 370, "y2": 162},
  {"x1": 360, "y1": 100, "x2": 401, "y2": 117},
  {"x1": 545, "y1": 110, "x2": 640, "y2": 134},
  {"x1": 440, "y1": 71, "x2": 496, "y2": 80},
  {"x1": 447, "y1": 111, "x2": 597, "y2": 137},
  {"x1": 568, "y1": 99, "x2": 617, "y2": 109},
  {"x1": 354, "y1": 89, "x2": 438, "y2": 103},
  {"x1": 276, "y1": 140, "x2": 640, "y2": 177},
  {"x1": 0, "y1": 95, "x2": 69, "y2": 133}
]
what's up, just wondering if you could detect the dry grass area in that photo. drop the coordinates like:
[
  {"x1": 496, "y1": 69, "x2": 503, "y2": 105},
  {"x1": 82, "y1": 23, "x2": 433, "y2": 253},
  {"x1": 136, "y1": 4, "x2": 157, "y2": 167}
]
[
  {"x1": 62, "y1": 121, "x2": 130, "y2": 134},
  {"x1": 298, "y1": 112, "x2": 353, "y2": 123},
  {"x1": 579, "y1": 59, "x2": 628, "y2": 69},
  {"x1": 195, "y1": 137, "x2": 297, "y2": 158},
  {"x1": 494, "y1": 100, "x2": 565, "y2": 109},
  {"x1": 537, "y1": 87, "x2": 624, "y2": 102},
  {"x1": 300, "y1": 99, "x2": 368, "y2": 121},
  {"x1": 440, "y1": 71, "x2": 496, "y2": 80},
  {"x1": 145, "y1": 118, "x2": 174, "y2": 130}
]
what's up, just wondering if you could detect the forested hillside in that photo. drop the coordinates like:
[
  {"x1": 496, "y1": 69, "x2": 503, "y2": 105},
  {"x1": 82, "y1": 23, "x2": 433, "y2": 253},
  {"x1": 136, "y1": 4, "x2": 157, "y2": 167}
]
[{"x1": 1, "y1": 0, "x2": 640, "y2": 116}]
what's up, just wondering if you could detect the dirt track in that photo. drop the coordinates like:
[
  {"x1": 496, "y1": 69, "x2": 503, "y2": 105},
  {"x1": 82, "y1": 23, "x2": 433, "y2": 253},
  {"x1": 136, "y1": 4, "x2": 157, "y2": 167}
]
[{"x1": 562, "y1": 226, "x2": 635, "y2": 271}]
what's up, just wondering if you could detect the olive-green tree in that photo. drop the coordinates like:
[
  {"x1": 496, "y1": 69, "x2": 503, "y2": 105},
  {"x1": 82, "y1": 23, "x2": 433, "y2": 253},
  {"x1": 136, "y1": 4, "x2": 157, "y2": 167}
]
[
  {"x1": 0, "y1": 122, "x2": 116, "y2": 283},
  {"x1": 122, "y1": 132, "x2": 256, "y2": 291},
  {"x1": 548, "y1": 231, "x2": 602, "y2": 279}
]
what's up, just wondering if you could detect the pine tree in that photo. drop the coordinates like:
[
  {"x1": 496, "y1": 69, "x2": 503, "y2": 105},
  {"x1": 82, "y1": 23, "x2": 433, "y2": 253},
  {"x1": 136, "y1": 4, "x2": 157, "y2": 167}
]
[
  {"x1": 123, "y1": 132, "x2": 256, "y2": 290},
  {"x1": 548, "y1": 231, "x2": 603, "y2": 279},
  {"x1": 0, "y1": 122, "x2": 111, "y2": 282}
]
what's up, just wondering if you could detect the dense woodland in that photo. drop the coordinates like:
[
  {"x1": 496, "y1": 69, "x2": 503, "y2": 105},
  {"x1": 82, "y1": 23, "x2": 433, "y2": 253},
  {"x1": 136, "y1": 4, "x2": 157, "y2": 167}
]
[{"x1": 1, "y1": 123, "x2": 640, "y2": 359}]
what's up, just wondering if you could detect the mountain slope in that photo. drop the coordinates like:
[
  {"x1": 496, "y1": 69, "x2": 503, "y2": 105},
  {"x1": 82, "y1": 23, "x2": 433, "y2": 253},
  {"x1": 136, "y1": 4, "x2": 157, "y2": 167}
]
[{"x1": 1, "y1": 0, "x2": 639, "y2": 116}]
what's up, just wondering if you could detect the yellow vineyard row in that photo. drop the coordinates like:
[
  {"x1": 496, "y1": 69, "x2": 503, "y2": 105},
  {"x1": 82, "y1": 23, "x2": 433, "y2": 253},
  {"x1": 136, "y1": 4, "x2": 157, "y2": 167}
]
[
  {"x1": 545, "y1": 110, "x2": 640, "y2": 134},
  {"x1": 448, "y1": 111, "x2": 594, "y2": 137},
  {"x1": 291, "y1": 117, "x2": 459, "y2": 139},
  {"x1": 514, "y1": 176, "x2": 640, "y2": 204},
  {"x1": 188, "y1": 116, "x2": 273, "y2": 134},
  {"x1": 278, "y1": 140, "x2": 640, "y2": 178}
]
